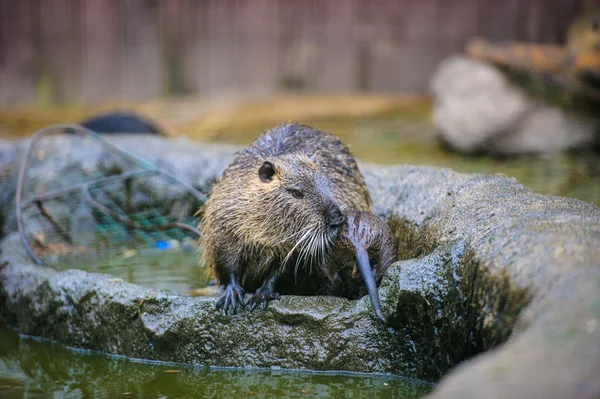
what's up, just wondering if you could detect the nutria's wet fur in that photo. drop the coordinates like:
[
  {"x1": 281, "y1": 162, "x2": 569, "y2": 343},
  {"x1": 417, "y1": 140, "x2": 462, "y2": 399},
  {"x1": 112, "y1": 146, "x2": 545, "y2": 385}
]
[
  {"x1": 201, "y1": 122, "x2": 384, "y2": 314},
  {"x1": 327, "y1": 210, "x2": 398, "y2": 322}
]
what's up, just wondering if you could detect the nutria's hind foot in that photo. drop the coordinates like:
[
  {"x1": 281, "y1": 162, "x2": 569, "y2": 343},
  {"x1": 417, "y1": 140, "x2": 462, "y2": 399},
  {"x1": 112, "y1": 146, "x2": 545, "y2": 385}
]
[
  {"x1": 215, "y1": 283, "x2": 246, "y2": 315},
  {"x1": 249, "y1": 286, "x2": 281, "y2": 311}
]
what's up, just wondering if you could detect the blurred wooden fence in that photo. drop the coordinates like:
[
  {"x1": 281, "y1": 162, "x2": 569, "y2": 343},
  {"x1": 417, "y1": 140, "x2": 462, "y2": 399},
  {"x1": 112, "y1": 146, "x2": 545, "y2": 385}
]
[{"x1": 0, "y1": 0, "x2": 582, "y2": 106}]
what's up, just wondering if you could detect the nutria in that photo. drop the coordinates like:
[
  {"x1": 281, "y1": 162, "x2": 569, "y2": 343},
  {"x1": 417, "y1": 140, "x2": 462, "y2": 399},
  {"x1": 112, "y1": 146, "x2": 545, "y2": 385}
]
[
  {"x1": 201, "y1": 122, "x2": 380, "y2": 315},
  {"x1": 327, "y1": 211, "x2": 398, "y2": 322}
]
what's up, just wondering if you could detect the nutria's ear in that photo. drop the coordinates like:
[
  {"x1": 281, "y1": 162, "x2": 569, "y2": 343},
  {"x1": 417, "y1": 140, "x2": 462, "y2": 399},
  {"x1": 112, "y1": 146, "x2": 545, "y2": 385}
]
[{"x1": 258, "y1": 161, "x2": 276, "y2": 182}]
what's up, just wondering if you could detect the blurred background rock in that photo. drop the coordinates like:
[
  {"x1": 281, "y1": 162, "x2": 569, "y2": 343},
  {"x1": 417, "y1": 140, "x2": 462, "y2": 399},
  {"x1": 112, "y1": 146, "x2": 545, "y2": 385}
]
[{"x1": 0, "y1": 0, "x2": 599, "y2": 206}]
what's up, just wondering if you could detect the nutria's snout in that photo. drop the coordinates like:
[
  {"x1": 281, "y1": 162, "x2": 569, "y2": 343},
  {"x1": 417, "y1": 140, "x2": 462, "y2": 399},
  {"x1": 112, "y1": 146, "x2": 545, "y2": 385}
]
[{"x1": 326, "y1": 204, "x2": 345, "y2": 232}]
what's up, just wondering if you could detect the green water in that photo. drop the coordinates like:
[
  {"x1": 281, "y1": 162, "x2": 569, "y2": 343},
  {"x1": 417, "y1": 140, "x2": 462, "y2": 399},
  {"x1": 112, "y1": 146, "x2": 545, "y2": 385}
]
[
  {"x1": 57, "y1": 250, "x2": 214, "y2": 296},
  {"x1": 0, "y1": 323, "x2": 432, "y2": 398}
]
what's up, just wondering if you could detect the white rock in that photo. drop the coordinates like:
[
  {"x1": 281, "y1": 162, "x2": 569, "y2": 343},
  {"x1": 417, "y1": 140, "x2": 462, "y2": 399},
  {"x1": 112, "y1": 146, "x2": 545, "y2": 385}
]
[{"x1": 430, "y1": 55, "x2": 596, "y2": 155}]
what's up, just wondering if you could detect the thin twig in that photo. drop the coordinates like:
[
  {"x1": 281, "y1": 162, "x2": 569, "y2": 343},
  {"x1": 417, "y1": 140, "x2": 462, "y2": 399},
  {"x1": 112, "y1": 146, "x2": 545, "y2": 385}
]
[{"x1": 35, "y1": 200, "x2": 73, "y2": 244}]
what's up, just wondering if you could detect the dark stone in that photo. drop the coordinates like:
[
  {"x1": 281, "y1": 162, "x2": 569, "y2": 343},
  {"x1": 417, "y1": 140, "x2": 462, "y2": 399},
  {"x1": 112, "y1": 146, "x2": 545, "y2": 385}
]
[{"x1": 79, "y1": 111, "x2": 163, "y2": 135}]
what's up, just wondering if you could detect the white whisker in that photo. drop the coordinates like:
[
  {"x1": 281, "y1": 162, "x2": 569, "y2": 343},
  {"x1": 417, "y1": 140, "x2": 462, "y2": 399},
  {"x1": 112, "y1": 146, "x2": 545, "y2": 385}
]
[
  {"x1": 298, "y1": 230, "x2": 317, "y2": 277},
  {"x1": 295, "y1": 232, "x2": 312, "y2": 282},
  {"x1": 275, "y1": 224, "x2": 313, "y2": 246},
  {"x1": 283, "y1": 227, "x2": 313, "y2": 267}
]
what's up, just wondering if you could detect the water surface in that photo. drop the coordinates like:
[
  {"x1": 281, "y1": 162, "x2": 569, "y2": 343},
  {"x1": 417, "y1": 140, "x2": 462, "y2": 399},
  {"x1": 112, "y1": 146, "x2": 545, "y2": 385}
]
[
  {"x1": 0, "y1": 323, "x2": 433, "y2": 399},
  {"x1": 57, "y1": 250, "x2": 214, "y2": 296}
]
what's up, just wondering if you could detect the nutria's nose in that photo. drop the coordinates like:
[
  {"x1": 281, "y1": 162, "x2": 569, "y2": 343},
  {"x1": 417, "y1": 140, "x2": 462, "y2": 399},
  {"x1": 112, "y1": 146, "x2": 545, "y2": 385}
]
[{"x1": 326, "y1": 204, "x2": 345, "y2": 229}]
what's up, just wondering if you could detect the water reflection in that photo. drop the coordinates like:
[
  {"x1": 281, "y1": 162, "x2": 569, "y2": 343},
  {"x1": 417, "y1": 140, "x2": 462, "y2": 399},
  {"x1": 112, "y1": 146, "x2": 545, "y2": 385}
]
[
  {"x1": 58, "y1": 251, "x2": 214, "y2": 296},
  {"x1": 0, "y1": 323, "x2": 432, "y2": 398}
]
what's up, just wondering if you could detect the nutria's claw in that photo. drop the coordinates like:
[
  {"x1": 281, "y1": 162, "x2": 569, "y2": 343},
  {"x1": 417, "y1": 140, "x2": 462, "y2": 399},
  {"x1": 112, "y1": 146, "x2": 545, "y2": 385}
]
[
  {"x1": 248, "y1": 290, "x2": 281, "y2": 311},
  {"x1": 215, "y1": 283, "x2": 246, "y2": 315}
]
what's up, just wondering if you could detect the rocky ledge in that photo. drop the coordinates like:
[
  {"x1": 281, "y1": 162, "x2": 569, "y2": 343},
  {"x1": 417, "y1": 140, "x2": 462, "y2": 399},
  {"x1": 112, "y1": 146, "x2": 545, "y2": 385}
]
[{"x1": 1, "y1": 135, "x2": 599, "y2": 398}]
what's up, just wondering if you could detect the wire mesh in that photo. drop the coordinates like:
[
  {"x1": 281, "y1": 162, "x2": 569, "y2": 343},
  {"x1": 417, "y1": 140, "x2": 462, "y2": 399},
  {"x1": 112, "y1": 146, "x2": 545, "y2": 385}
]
[{"x1": 16, "y1": 125, "x2": 206, "y2": 269}]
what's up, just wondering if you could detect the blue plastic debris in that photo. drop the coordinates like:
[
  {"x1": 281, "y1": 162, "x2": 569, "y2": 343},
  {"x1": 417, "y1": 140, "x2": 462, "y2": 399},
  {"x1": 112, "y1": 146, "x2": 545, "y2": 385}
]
[{"x1": 156, "y1": 241, "x2": 171, "y2": 250}]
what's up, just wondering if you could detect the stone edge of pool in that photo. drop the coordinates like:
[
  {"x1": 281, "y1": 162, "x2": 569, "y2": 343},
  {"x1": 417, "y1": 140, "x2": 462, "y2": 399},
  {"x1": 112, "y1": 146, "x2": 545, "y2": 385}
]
[{"x1": 1, "y1": 135, "x2": 599, "y2": 398}]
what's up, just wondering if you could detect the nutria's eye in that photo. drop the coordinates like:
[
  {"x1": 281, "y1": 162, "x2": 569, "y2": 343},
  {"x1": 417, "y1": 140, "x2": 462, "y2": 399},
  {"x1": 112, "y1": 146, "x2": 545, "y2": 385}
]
[
  {"x1": 259, "y1": 161, "x2": 275, "y2": 182},
  {"x1": 287, "y1": 188, "x2": 304, "y2": 199}
]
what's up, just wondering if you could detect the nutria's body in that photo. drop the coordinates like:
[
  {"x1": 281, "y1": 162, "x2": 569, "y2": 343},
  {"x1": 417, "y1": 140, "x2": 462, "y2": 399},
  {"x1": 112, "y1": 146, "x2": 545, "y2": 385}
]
[{"x1": 201, "y1": 123, "x2": 380, "y2": 314}]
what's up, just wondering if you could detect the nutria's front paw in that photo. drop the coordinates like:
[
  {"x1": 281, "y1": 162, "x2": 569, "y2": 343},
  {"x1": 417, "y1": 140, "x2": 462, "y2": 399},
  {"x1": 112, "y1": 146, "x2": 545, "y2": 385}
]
[
  {"x1": 215, "y1": 283, "x2": 245, "y2": 315},
  {"x1": 248, "y1": 288, "x2": 281, "y2": 311}
]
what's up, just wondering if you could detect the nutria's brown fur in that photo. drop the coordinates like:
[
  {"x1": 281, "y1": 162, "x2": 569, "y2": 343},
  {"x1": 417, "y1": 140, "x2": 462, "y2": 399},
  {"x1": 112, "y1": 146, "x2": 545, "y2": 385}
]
[
  {"x1": 200, "y1": 122, "x2": 376, "y2": 313},
  {"x1": 327, "y1": 210, "x2": 398, "y2": 322}
]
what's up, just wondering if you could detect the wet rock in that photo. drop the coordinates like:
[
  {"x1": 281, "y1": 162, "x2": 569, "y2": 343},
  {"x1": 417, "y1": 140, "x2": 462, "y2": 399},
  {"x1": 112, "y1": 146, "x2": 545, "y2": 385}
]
[
  {"x1": 1, "y1": 136, "x2": 600, "y2": 398},
  {"x1": 430, "y1": 55, "x2": 596, "y2": 155}
]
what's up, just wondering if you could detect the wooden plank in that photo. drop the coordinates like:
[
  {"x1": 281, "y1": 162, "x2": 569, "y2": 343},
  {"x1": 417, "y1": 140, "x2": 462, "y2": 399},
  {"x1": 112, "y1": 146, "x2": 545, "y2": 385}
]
[
  {"x1": 37, "y1": 0, "x2": 83, "y2": 105},
  {"x1": 477, "y1": 0, "x2": 520, "y2": 41},
  {"x1": 0, "y1": 0, "x2": 587, "y2": 102},
  {"x1": 0, "y1": 0, "x2": 38, "y2": 106},
  {"x1": 403, "y1": 0, "x2": 440, "y2": 44},
  {"x1": 178, "y1": 0, "x2": 208, "y2": 95},
  {"x1": 205, "y1": 0, "x2": 240, "y2": 95},
  {"x1": 552, "y1": 0, "x2": 581, "y2": 44},
  {"x1": 437, "y1": 0, "x2": 479, "y2": 46},
  {"x1": 367, "y1": 0, "x2": 444, "y2": 92},
  {"x1": 313, "y1": 0, "x2": 358, "y2": 92},
  {"x1": 536, "y1": 0, "x2": 562, "y2": 44},
  {"x1": 82, "y1": 0, "x2": 120, "y2": 103},
  {"x1": 161, "y1": 0, "x2": 185, "y2": 95},
  {"x1": 275, "y1": 0, "x2": 320, "y2": 91},
  {"x1": 119, "y1": 0, "x2": 162, "y2": 100},
  {"x1": 520, "y1": 0, "x2": 544, "y2": 42},
  {"x1": 525, "y1": 0, "x2": 578, "y2": 44},
  {"x1": 236, "y1": 0, "x2": 278, "y2": 95}
]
